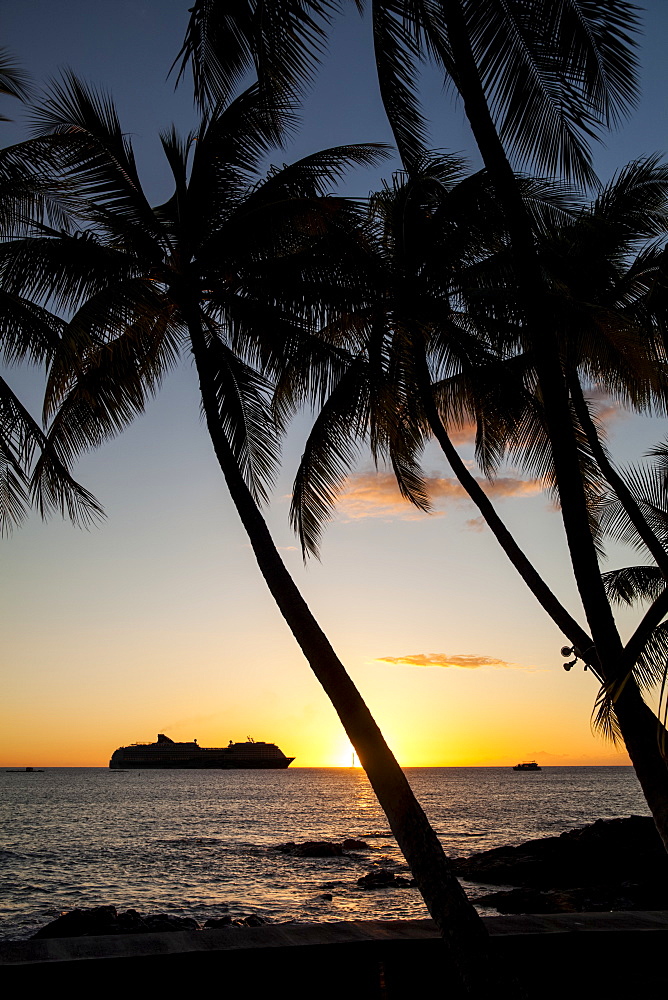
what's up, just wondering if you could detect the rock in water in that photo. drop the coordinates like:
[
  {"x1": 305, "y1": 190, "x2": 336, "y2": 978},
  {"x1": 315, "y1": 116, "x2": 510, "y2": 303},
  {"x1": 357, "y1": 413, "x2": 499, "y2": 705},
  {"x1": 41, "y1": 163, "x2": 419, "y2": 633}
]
[
  {"x1": 453, "y1": 816, "x2": 667, "y2": 888},
  {"x1": 273, "y1": 841, "x2": 344, "y2": 857},
  {"x1": 357, "y1": 868, "x2": 416, "y2": 889},
  {"x1": 32, "y1": 906, "x2": 201, "y2": 938}
]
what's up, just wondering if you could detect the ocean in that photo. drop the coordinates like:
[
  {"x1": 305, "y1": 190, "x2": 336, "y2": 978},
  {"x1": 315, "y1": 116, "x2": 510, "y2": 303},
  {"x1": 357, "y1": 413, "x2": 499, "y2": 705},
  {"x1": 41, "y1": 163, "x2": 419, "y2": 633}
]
[{"x1": 0, "y1": 765, "x2": 649, "y2": 940}]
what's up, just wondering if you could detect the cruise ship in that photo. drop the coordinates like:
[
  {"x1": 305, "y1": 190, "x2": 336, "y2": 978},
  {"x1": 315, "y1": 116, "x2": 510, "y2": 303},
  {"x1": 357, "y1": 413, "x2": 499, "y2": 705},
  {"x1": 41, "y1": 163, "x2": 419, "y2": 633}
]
[{"x1": 109, "y1": 734, "x2": 295, "y2": 769}]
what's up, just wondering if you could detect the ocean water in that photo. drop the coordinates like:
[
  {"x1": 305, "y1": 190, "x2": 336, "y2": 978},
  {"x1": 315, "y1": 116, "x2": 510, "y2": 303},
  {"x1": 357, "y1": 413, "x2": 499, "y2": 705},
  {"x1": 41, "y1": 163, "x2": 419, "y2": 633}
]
[{"x1": 0, "y1": 766, "x2": 649, "y2": 940}]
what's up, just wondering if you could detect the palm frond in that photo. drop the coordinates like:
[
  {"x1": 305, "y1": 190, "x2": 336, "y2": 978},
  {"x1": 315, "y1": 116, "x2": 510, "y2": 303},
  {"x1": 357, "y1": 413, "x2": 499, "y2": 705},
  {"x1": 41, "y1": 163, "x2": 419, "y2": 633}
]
[
  {"x1": 602, "y1": 566, "x2": 665, "y2": 607},
  {"x1": 0, "y1": 373, "x2": 103, "y2": 533},
  {"x1": 194, "y1": 83, "x2": 298, "y2": 186},
  {"x1": 598, "y1": 458, "x2": 668, "y2": 553},
  {"x1": 627, "y1": 621, "x2": 668, "y2": 695},
  {"x1": 29, "y1": 72, "x2": 160, "y2": 236},
  {"x1": 43, "y1": 303, "x2": 180, "y2": 464},
  {"x1": 647, "y1": 438, "x2": 668, "y2": 483},
  {"x1": 0, "y1": 48, "x2": 31, "y2": 118},
  {"x1": 465, "y1": 0, "x2": 640, "y2": 185},
  {"x1": 272, "y1": 327, "x2": 364, "y2": 421},
  {"x1": 154, "y1": 127, "x2": 196, "y2": 232},
  {"x1": 30, "y1": 447, "x2": 105, "y2": 530},
  {"x1": 174, "y1": 0, "x2": 333, "y2": 108},
  {"x1": 290, "y1": 352, "x2": 374, "y2": 558},
  {"x1": 0, "y1": 290, "x2": 64, "y2": 366},
  {"x1": 589, "y1": 155, "x2": 668, "y2": 245},
  {"x1": 0, "y1": 448, "x2": 29, "y2": 533},
  {"x1": 0, "y1": 234, "x2": 149, "y2": 318},
  {"x1": 591, "y1": 678, "x2": 625, "y2": 746},
  {"x1": 0, "y1": 395, "x2": 30, "y2": 533},
  {"x1": 245, "y1": 143, "x2": 391, "y2": 204},
  {"x1": 371, "y1": 1, "x2": 428, "y2": 168},
  {"x1": 205, "y1": 335, "x2": 282, "y2": 505},
  {"x1": 0, "y1": 139, "x2": 75, "y2": 233}
]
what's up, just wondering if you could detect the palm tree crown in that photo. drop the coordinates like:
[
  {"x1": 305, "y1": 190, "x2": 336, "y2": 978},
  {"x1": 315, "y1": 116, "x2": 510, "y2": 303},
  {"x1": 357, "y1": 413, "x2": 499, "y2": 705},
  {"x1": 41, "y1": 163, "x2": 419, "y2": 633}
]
[
  {"x1": 0, "y1": 73, "x2": 382, "y2": 491},
  {"x1": 177, "y1": 1, "x2": 641, "y2": 182}
]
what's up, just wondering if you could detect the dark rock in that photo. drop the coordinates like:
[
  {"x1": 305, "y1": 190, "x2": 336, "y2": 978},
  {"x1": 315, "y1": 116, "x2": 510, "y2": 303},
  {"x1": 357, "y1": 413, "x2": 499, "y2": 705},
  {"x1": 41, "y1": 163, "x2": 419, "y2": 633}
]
[
  {"x1": 476, "y1": 887, "x2": 582, "y2": 914},
  {"x1": 204, "y1": 915, "x2": 232, "y2": 928},
  {"x1": 230, "y1": 914, "x2": 266, "y2": 927},
  {"x1": 357, "y1": 868, "x2": 416, "y2": 890},
  {"x1": 32, "y1": 906, "x2": 200, "y2": 938},
  {"x1": 342, "y1": 839, "x2": 370, "y2": 851},
  {"x1": 476, "y1": 879, "x2": 668, "y2": 915},
  {"x1": 320, "y1": 893, "x2": 333, "y2": 901},
  {"x1": 453, "y1": 815, "x2": 667, "y2": 888},
  {"x1": 273, "y1": 838, "x2": 369, "y2": 856},
  {"x1": 32, "y1": 905, "x2": 122, "y2": 938},
  {"x1": 143, "y1": 913, "x2": 200, "y2": 932},
  {"x1": 115, "y1": 908, "x2": 150, "y2": 933},
  {"x1": 274, "y1": 840, "x2": 343, "y2": 857}
]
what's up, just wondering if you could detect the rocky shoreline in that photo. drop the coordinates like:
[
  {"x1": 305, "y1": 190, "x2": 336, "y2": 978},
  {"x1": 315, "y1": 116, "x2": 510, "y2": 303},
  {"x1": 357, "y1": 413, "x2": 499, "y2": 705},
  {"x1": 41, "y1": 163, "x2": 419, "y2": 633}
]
[
  {"x1": 454, "y1": 814, "x2": 668, "y2": 913},
  {"x1": 29, "y1": 817, "x2": 668, "y2": 936}
]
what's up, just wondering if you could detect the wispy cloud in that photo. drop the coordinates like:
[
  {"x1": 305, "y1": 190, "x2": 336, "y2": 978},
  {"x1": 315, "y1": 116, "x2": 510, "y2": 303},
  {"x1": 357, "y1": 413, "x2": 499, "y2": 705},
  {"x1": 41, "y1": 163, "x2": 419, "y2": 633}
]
[
  {"x1": 337, "y1": 472, "x2": 543, "y2": 521},
  {"x1": 465, "y1": 517, "x2": 485, "y2": 532},
  {"x1": 447, "y1": 421, "x2": 477, "y2": 445},
  {"x1": 585, "y1": 387, "x2": 623, "y2": 425},
  {"x1": 377, "y1": 652, "x2": 520, "y2": 670}
]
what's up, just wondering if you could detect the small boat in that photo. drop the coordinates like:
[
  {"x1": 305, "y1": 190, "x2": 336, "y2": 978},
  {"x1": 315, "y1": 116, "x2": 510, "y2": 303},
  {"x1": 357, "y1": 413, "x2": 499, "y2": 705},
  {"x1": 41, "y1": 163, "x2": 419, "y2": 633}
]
[
  {"x1": 513, "y1": 761, "x2": 542, "y2": 771},
  {"x1": 5, "y1": 767, "x2": 44, "y2": 773}
]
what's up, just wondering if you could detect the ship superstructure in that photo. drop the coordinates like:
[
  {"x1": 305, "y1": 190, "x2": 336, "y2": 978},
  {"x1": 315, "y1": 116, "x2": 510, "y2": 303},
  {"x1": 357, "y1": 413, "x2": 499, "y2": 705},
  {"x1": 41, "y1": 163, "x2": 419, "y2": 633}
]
[{"x1": 109, "y1": 734, "x2": 294, "y2": 769}]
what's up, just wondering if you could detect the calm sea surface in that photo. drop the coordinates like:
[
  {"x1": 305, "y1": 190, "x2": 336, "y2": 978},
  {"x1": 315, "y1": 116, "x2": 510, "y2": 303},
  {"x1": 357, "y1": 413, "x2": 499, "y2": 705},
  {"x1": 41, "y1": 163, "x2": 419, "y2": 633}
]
[{"x1": 0, "y1": 766, "x2": 649, "y2": 940}]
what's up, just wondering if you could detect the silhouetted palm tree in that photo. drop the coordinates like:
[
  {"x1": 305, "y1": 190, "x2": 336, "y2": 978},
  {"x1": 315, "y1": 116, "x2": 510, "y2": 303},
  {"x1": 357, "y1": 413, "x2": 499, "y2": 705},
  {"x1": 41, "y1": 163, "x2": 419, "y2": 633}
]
[
  {"x1": 0, "y1": 74, "x2": 496, "y2": 995},
  {"x1": 176, "y1": 2, "x2": 640, "y2": 179},
  {"x1": 288, "y1": 156, "x2": 593, "y2": 629},
  {"x1": 0, "y1": 125, "x2": 102, "y2": 533},
  {"x1": 287, "y1": 152, "x2": 668, "y2": 846},
  {"x1": 176, "y1": 2, "x2": 668, "y2": 850}
]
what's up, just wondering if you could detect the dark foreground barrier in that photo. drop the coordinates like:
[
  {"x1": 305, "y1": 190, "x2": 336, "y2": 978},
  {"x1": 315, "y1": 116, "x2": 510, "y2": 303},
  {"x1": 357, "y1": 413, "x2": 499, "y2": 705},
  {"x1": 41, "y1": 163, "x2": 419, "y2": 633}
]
[{"x1": 2, "y1": 912, "x2": 668, "y2": 998}]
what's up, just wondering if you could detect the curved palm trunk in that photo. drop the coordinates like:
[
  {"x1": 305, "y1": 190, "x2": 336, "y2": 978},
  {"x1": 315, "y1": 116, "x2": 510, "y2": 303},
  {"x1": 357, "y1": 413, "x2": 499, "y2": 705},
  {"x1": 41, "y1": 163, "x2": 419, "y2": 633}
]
[
  {"x1": 440, "y1": 0, "x2": 668, "y2": 850},
  {"x1": 186, "y1": 313, "x2": 497, "y2": 996},
  {"x1": 613, "y1": 684, "x2": 668, "y2": 842},
  {"x1": 412, "y1": 346, "x2": 595, "y2": 659},
  {"x1": 442, "y1": 0, "x2": 622, "y2": 658},
  {"x1": 415, "y1": 350, "x2": 668, "y2": 847}
]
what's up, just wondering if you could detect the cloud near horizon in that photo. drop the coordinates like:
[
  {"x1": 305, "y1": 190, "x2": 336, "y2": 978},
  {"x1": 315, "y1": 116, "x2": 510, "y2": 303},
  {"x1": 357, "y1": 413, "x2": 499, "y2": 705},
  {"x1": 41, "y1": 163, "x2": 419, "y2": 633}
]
[
  {"x1": 377, "y1": 652, "x2": 518, "y2": 670},
  {"x1": 337, "y1": 472, "x2": 543, "y2": 522}
]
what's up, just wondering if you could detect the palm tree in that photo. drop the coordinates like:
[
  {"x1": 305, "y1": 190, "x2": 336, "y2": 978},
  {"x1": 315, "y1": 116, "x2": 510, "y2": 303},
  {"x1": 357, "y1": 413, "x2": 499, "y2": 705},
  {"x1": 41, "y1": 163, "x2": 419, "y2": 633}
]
[
  {"x1": 286, "y1": 152, "x2": 668, "y2": 847},
  {"x1": 176, "y1": 2, "x2": 668, "y2": 850},
  {"x1": 0, "y1": 125, "x2": 103, "y2": 534},
  {"x1": 289, "y1": 156, "x2": 595, "y2": 630},
  {"x1": 388, "y1": 4, "x2": 668, "y2": 850},
  {"x1": 176, "y1": 2, "x2": 640, "y2": 179},
  {"x1": 1, "y1": 74, "x2": 498, "y2": 995},
  {"x1": 0, "y1": 48, "x2": 93, "y2": 531}
]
